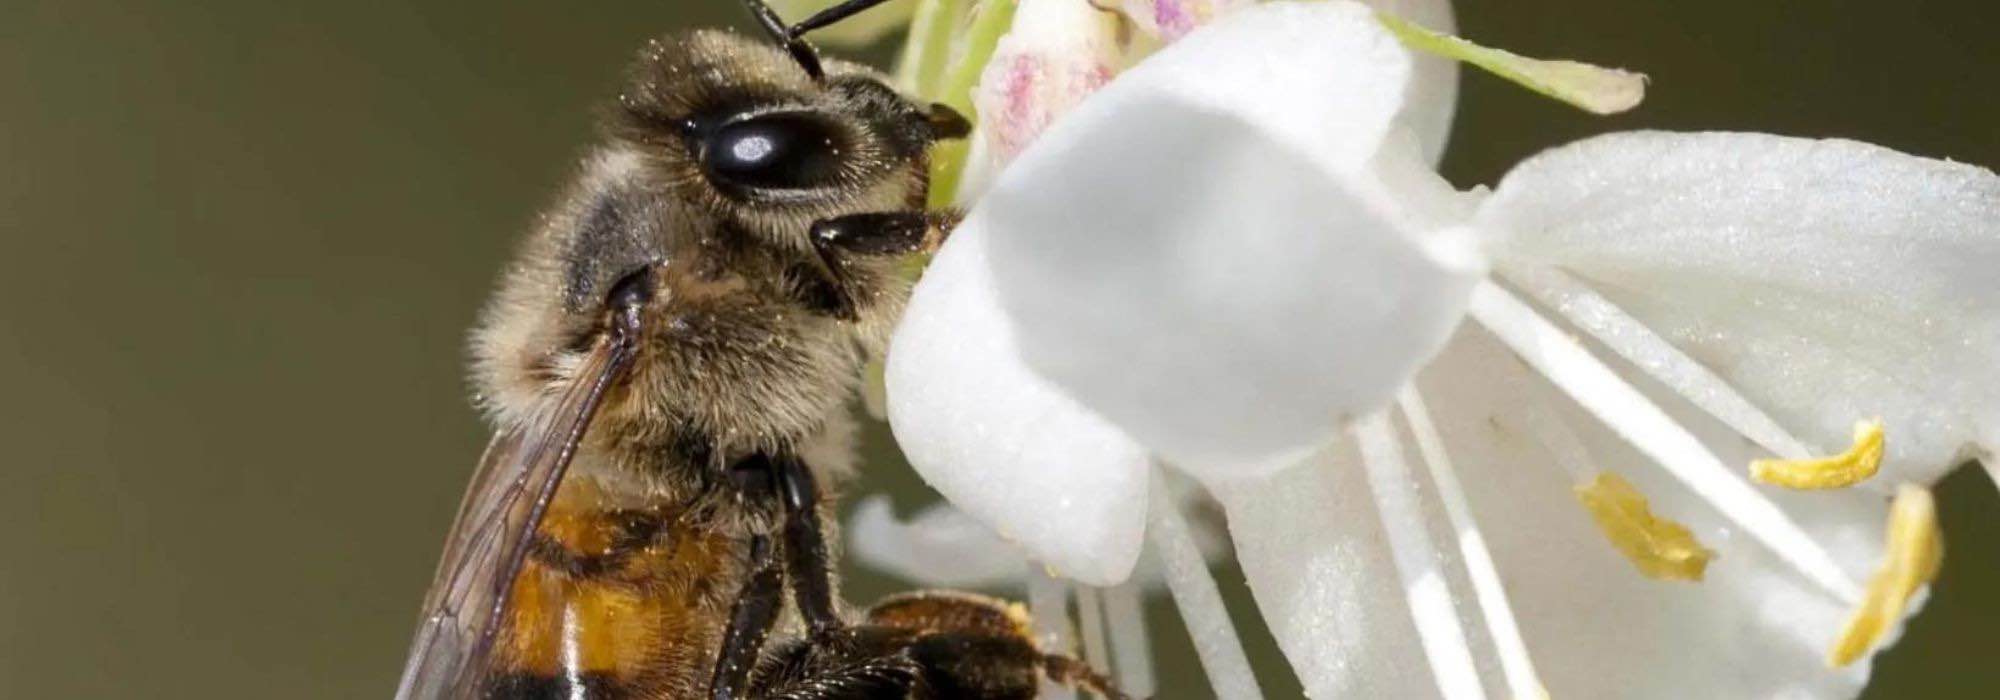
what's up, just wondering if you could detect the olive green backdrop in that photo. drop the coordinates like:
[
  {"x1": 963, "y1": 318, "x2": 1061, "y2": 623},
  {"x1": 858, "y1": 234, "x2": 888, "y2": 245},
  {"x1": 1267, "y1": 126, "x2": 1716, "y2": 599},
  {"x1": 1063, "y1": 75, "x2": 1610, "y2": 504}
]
[{"x1": 2, "y1": 1, "x2": 1993, "y2": 697}]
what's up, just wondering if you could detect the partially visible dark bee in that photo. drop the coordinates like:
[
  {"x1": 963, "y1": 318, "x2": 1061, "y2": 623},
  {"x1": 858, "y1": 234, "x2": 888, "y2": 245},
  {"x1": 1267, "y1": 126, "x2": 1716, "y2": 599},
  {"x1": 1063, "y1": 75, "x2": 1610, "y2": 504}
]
[{"x1": 393, "y1": 1, "x2": 1130, "y2": 698}]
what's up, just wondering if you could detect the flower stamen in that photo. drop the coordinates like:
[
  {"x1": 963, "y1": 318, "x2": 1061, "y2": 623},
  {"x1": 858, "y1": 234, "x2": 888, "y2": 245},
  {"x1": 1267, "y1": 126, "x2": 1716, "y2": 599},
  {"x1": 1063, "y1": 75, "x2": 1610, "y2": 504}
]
[
  {"x1": 1507, "y1": 385, "x2": 1717, "y2": 582},
  {"x1": 1027, "y1": 565, "x2": 1079, "y2": 700},
  {"x1": 1399, "y1": 389, "x2": 1550, "y2": 700},
  {"x1": 1827, "y1": 484, "x2": 1943, "y2": 667},
  {"x1": 1573, "y1": 472, "x2": 1717, "y2": 581},
  {"x1": 1103, "y1": 581, "x2": 1157, "y2": 696},
  {"x1": 1751, "y1": 420, "x2": 1886, "y2": 490},
  {"x1": 1499, "y1": 263, "x2": 1818, "y2": 461},
  {"x1": 1467, "y1": 281, "x2": 1865, "y2": 602},
  {"x1": 1147, "y1": 466, "x2": 1263, "y2": 699},
  {"x1": 1074, "y1": 585, "x2": 1113, "y2": 678},
  {"x1": 1356, "y1": 414, "x2": 1490, "y2": 700}
]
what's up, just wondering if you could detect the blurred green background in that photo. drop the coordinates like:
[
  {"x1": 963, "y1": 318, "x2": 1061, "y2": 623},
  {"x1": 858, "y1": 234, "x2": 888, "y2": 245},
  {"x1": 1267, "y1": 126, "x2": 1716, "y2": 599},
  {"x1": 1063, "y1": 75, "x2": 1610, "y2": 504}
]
[{"x1": 2, "y1": 1, "x2": 1994, "y2": 697}]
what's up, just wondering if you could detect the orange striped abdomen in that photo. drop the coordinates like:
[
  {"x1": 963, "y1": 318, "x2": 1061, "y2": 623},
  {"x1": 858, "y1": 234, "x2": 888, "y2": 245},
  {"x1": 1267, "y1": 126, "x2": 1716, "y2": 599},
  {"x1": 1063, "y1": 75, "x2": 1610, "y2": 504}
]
[{"x1": 485, "y1": 482, "x2": 743, "y2": 699}]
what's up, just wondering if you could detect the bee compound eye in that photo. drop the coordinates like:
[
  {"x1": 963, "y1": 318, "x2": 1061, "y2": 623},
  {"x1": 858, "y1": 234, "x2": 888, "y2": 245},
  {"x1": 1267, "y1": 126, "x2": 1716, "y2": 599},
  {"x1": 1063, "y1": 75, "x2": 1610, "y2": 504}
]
[{"x1": 700, "y1": 113, "x2": 847, "y2": 190}]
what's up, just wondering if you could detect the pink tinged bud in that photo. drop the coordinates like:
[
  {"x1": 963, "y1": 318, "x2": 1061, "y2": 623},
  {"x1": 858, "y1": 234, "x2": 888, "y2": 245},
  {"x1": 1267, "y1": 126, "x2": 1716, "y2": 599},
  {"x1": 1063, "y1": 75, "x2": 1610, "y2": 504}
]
[
  {"x1": 972, "y1": 0, "x2": 1124, "y2": 166},
  {"x1": 980, "y1": 50, "x2": 1117, "y2": 161},
  {"x1": 1118, "y1": 0, "x2": 1254, "y2": 41}
]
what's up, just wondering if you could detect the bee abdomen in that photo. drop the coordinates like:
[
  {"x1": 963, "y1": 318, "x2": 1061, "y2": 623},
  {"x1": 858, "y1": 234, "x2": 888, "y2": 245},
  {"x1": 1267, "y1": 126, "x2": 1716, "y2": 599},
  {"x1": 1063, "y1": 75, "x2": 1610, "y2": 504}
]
[
  {"x1": 481, "y1": 671, "x2": 630, "y2": 700},
  {"x1": 486, "y1": 486, "x2": 741, "y2": 699}
]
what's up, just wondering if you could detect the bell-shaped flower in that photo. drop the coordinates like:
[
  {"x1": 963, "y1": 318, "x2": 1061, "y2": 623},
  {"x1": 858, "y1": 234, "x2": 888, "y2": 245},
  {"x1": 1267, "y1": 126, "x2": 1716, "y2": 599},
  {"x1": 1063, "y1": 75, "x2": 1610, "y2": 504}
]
[{"x1": 885, "y1": 1, "x2": 1997, "y2": 697}]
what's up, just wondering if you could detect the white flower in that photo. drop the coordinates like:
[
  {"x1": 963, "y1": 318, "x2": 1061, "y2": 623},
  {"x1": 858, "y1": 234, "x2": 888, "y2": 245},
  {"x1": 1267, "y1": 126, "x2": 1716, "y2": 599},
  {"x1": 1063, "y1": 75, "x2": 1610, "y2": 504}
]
[{"x1": 885, "y1": 1, "x2": 1998, "y2": 697}]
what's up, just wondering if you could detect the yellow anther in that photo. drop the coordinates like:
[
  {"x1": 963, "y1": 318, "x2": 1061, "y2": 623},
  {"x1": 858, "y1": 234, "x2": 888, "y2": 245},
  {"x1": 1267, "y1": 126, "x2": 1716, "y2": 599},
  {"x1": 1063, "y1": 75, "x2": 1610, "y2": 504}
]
[
  {"x1": 1574, "y1": 472, "x2": 1716, "y2": 582},
  {"x1": 1827, "y1": 484, "x2": 1943, "y2": 668},
  {"x1": 1751, "y1": 419, "x2": 1885, "y2": 490}
]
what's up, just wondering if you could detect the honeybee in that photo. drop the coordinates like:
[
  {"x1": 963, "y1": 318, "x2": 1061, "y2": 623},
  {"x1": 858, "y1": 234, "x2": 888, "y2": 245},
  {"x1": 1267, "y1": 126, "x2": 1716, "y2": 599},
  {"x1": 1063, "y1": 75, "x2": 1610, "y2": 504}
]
[{"x1": 394, "y1": 1, "x2": 1130, "y2": 698}]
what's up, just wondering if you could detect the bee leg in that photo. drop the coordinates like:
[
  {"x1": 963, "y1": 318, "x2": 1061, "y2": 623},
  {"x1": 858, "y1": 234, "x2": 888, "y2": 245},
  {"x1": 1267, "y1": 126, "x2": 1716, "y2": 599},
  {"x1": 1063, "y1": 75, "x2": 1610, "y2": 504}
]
[
  {"x1": 811, "y1": 210, "x2": 958, "y2": 258},
  {"x1": 798, "y1": 210, "x2": 961, "y2": 320},
  {"x1": 710, "y1": 535, "x2": 783, "y2": 700},
  {"x1": 867, "y1": 592, "x2": 1137, "y2": 700},
  {"x1": 727, "y1": 451, "x2": 845, "y2": 635},
  {"x1": 775, "y1": 452, "x2": 844, "y2": 636},
  {"x1": 746, "y1": 635, "x2": 928, "y2": 699}
]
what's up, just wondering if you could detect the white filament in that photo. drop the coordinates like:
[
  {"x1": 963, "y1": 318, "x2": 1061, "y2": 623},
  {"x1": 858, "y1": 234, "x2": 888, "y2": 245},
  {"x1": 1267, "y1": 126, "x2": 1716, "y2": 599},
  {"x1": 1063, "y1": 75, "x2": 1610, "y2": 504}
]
[
  {"x1": 1028, "y1": 565, "x2": 1078, "y2": 700},
  {"x1": 1355, "y1": 413, "x2": 1491, "y2": 700},
  {"x1": 1513, "y1": 381, "x2": 1600, "y2": 483},
  {"x1": 1147, "y1": 467, "x2": 1264, "y2": 700},
  {"x1": 1104, "y1": 581, "x2": 1157, "y2": 696},
  {"x1": 1467, "y1": 281, "x2": 1864, "y2": 603},
  {"x1": 1398, "y1": 388, "x2": 1547, "y2": 700},
  {"x1": 1499, "y1": 262, "x2": 1816, "y2": 460},
  {"x1": 1075, "y1": 586, "x2": 1113, "y2": 677}
]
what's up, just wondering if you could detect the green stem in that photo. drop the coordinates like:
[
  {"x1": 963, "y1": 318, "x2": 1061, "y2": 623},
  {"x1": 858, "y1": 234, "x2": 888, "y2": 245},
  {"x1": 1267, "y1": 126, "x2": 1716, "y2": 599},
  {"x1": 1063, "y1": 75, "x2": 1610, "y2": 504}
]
[
  {"x1": 938, "y1": 0, "x2": 1017, "y2": 115},
  {"x1": 894, "y1": 0, "x2": 964, "y2": 97},
  {"x1": 926, "y1": 0, "x2": 1017, "y2": 207}
]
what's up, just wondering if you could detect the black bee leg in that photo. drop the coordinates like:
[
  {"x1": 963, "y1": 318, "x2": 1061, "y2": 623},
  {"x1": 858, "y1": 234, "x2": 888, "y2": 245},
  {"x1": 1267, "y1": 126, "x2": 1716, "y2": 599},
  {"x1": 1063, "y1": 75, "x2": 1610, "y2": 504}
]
[
  {"x1": 1044, "y1": 655, "x2": 1137, "y2": 700},
  {"x1": 725, "y1": 451, "x2": 844, "y2": 631},
  {"x1": 746, "y1": 640, "x2": 927, "y2": 700},
  {"x1": 866, "y1": 592, "x2": 1138, "y2": 700},
  {"x1": 799, "y1": 210, "x2": 961, "y2": 320},
  {"x1": 710, "y1": 535, "x2": 783, "y2": 700},
  {"x1": 812, "y1": 210, "x2": 959, "y2": 258},
  {"x1": 774, "y1": 453, "x2": 844, "y2": 637}
]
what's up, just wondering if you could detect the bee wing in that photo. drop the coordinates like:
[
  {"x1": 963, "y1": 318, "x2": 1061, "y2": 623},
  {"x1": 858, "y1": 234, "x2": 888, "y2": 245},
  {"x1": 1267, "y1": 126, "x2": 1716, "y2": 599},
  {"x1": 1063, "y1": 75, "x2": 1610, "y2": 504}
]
[{"x1": 395, "y1": 335, "x2": 638, "y2": 700}]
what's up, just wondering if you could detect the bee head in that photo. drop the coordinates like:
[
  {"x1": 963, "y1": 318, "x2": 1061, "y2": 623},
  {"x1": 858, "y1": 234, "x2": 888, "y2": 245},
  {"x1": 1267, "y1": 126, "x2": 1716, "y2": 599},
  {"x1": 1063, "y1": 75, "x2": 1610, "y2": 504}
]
[{"x1": 608, "y1": 31, "x2": 966, "y2": 238}]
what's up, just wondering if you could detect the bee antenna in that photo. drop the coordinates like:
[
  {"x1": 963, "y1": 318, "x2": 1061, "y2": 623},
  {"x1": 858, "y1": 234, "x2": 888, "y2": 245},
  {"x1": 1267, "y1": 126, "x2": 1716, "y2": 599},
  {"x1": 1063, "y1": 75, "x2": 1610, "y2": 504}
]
[
  {"x1": 741, "y1": 0, "x2": 907, "y2": 82},
  {"x1": 740, "y1": 0, "x2": 825, "y2": 80}
]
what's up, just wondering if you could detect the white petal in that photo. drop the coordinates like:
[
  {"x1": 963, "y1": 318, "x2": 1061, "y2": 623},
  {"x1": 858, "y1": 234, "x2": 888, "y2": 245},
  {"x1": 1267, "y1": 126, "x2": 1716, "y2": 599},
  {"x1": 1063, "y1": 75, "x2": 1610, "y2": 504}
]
[
  {"x1": 1482, "y1": 131, "x2": 2000, "y2": 487},
  {"x1": 982, "y1": 0, "x2": 1485, "y2": 480},
  {"x1": 1416, "y1": 324, "x2": 1882, "y2": 698},
  {"x1": 845, "y1": 488, "x2": 1233, "y2": 591},
  {"x1": 1207, "y1": 440, "x2": 1447, "y2": 699},
  {"x1": 1361, "y1": 0, "x2": 1460, "y2": 165},
  {"x1": 845, "y1": 496, "x2": 1028, "y2": 588},
  {"x1": 885, "y1": 215, "x2": 1150, "y2": 585},
  {"x1": 1111, "y1": 0, "x2": 1458, "y2": 164}
]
